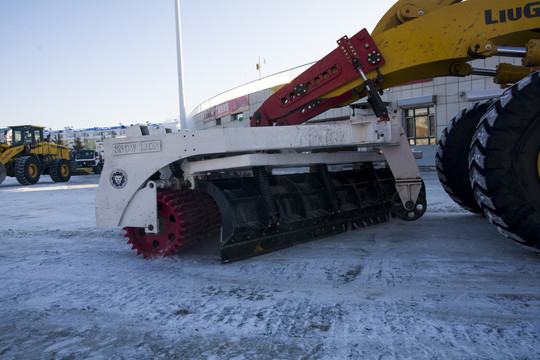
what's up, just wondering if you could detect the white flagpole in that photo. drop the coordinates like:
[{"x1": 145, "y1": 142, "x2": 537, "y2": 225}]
[{"x1": 174, "y1": 0, "x2": 187, "y2": 129}]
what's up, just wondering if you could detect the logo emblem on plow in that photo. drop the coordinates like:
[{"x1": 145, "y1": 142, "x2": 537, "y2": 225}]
[{"x1": 110, "y1": 169, "x2": 127, "y2": 189}]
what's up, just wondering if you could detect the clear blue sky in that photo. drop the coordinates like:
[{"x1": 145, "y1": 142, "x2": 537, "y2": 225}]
[{"x1": 0, "y1": 0, "x2": 396, "y2": 130}]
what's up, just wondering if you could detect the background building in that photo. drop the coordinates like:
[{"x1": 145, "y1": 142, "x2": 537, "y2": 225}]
[
  {"x1": 5, "y1": 56, "x2": 515, "y2": 166},
  {"x1": 190, "y1": 56, "x2": 520, "y2": 166},
  {"x1": 43, "y1": 122, "x2": 179, "y2": 152}
]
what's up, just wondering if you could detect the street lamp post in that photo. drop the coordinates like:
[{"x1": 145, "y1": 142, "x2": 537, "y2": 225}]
[
  {"x1": 174, "y1": 0, "x2": 187, "y2": 130},
  {"x1": 257, "y1": 56, "x2": 267, "y2": 79}
]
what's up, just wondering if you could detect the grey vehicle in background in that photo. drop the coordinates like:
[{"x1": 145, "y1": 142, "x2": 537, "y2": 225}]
[{"x1": 75, "y1": 150, "x2": 103, "y2": 174}]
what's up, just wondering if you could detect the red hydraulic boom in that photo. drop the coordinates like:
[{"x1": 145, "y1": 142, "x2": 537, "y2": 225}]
[{"x1": 251, "y1": 29, "x2": 388, "y2": 127}]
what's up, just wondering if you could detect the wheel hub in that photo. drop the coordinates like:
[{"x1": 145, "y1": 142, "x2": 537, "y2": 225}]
[
  {"x1": 391, "y1": 187, "x2": 427, "y2": 221},
  {"x1": 61, "y1": 164, "x2": 69, "y2": 177},
  {"x1": 28, "y1": 164, "x2": 38, "y2": 178}
]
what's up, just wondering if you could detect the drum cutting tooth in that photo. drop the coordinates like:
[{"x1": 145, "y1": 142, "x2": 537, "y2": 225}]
[{"x1": 122, "y1": 189, "x2": 216, "y2": 258}]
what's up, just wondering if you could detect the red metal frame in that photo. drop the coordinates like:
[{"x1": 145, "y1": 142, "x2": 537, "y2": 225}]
[{"x1": 251, "y1": 29, "x2": 385, "y2": 127}]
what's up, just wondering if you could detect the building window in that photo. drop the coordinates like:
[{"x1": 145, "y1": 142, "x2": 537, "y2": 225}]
[
  {"x1": 231, "y1": 113, "x2": 243, "y2": 122},
  {"x1": 215, "y1": 118, "x2": 221, "y2": 126},
  {"x1": 404, "y1": 107, "x2": 436, "y2": 145}
]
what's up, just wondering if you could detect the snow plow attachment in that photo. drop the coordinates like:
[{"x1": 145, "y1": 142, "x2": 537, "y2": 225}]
[
  {"x1": 198, "y1": 165, "x2": 395, "y2": 262},
  {"x1": 95, "y1": 121, "x2": 425, "y2": 262}
]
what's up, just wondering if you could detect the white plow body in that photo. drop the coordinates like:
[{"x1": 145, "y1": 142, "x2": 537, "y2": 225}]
[{"x1": 95, "y1": 118, "x2": 421, "y2": 234}]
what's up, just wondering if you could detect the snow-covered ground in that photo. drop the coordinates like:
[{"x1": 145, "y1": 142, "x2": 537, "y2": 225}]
[{"x1": 0, "y1": 170, "x2": 539, "y2": 359}]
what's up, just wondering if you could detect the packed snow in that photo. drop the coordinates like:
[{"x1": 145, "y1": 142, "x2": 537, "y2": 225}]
[{"x1": 0, "y1": 170, "x2": 539, "y2": 359}]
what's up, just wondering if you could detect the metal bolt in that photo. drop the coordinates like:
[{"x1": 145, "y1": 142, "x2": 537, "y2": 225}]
[{"x1": 405, "y1": 201, "x2": 415, "y2": 211}]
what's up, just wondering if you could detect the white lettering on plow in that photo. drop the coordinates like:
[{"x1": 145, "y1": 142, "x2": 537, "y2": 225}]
[{"x1": 113, "y1": 141, "x2": 161, "y2": 155}]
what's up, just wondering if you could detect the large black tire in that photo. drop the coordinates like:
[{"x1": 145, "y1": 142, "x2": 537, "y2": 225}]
[
  {"x1": 0, "y1": 162, "x2": 6, "y2": 185},
  {"x1": 436, "y1": 100, "x2": 492, "y2": 213},
  {"x1": 50, "y1": 158, "x2": 72, "y2": 182},
  {"x1": 93, "y1": 163, "x2": 102, "y2": 175},
  {"x1": 469, "y1": 71, "x2": 540, "y2": 250},
  {"x1": 14, "y1": 156, "x2": 41, "y2": 185}
]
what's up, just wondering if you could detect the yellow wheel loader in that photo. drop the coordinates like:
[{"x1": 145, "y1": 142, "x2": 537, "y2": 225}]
[
  {"x1": 0, "y1": 125, "x2": 74, "y2": 185},
  {"x1": 95, "y1": 0, "x2": 540, "y2": 261}
]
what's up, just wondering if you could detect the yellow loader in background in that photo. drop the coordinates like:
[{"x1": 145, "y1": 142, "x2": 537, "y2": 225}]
[{"x1": 0, "y1": 125, "x2": 74, "y2": 185}]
